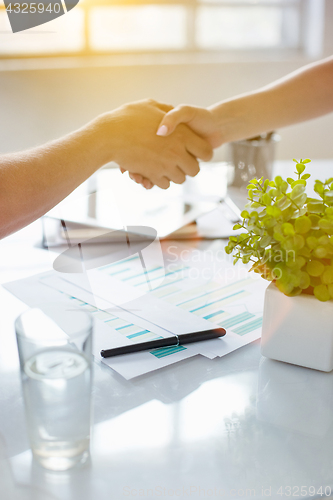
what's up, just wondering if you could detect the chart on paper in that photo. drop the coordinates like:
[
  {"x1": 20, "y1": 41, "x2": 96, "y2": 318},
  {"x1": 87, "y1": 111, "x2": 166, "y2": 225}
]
[
  {"x1": 151, "y1": 275, "x2": 263, "y2": 338},
  {"x1": 95, "y1": 255, "x2": 264, "y2": 339},
  {"x1": 98, "y1": 255, "x2": 188, "y2": 292},
  {"x1": 5, "y1": 250, "x2": 268, "y2": 378},
  {"x1": 67, "y1": 295, "x2": 188, "y2": 359},
  {"x1": 41, "y1": 252, "x2": 266, "y2": 345}
]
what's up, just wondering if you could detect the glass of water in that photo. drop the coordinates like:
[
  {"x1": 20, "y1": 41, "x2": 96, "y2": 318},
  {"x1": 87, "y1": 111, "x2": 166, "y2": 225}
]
[{"x1": 15, "y1": 303, "x2": 93, "y2": 471}]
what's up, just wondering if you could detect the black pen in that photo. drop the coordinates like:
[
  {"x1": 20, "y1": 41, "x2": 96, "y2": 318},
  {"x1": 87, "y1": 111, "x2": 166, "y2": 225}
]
[{"x1": 100, "y1": 327, "x2": 226, "y2": 358}]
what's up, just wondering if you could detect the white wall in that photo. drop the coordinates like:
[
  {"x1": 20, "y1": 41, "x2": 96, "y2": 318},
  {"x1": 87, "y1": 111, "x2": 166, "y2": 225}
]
[{"x1": 1, "y1": 1, "x2": 333, "y2": 162}]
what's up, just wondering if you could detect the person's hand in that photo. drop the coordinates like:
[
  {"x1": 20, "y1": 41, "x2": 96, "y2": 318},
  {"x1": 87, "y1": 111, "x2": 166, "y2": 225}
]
[
  {"x1": 101, "y1": 99, "x2": 213, "y2": 189},
  {"x1": 120, "y1": 168, "x2": 154, "y2": 189},
  {"x1": 156, "y1": 105, "x2": 223, "y2": 148}
]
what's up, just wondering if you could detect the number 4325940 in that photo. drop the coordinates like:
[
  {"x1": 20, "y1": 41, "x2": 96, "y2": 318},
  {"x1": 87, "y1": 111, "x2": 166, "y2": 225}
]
[
  {"x1": 277, "y1": 486, "x2": 332, "y2": 497},
  {"x1": 6, "y1": 3, "x2": 62, "y2": 14}
]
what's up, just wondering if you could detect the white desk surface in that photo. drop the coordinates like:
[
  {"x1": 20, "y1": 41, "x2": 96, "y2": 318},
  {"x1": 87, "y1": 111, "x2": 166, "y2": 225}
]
[{"x1": 1, "y1": 160, "x2": 333, "y2": 500}]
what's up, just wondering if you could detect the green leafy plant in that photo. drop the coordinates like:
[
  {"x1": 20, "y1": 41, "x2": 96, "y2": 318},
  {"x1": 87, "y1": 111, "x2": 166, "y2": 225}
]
[{"x1": 225, "y1": 159, "x2": 333, "y2": 301}]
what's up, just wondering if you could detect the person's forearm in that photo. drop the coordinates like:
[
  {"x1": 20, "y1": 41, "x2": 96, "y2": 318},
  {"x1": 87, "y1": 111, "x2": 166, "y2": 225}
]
[
  {"x1": 0, "y1": 98, "x2": 212, "y2": 238},
  {"x1": 0, "y1": 115, "x2": 112, "y2": 239},
  {"x1": 210, "y1": 55, "x2": 333, "y2": 143}
]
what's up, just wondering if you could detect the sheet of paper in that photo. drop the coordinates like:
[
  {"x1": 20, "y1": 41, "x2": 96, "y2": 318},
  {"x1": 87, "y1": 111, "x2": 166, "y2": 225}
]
[
  {"x1": 4, "y1": 247, "x2": 268, "y2": 379},
  {"x1": 42, "y1": 271, "x2": 265, "y2": 361},
  {"x1": 101, "y1": 347, "x2": 200, "y2": 380},
  {"x1": 42, "y1": 250, "x2": 268, "y2": 360}
]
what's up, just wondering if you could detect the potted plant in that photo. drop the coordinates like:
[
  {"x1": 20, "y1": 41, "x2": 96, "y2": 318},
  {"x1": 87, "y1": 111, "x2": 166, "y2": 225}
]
[{"x1": 225, "y1": 159, "x2": 333, "y2": 371}]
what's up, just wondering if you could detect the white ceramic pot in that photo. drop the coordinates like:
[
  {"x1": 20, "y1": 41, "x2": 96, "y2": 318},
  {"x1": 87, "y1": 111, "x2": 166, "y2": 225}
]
[{"x1": 261, "y1": 282, "x2": 333, "y2": 372}]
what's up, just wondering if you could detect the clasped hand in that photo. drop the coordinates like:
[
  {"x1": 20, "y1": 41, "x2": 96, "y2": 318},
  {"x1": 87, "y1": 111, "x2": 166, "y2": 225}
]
[{"x1": 108, "y1": 99, "x2": 214, "y2": 189}]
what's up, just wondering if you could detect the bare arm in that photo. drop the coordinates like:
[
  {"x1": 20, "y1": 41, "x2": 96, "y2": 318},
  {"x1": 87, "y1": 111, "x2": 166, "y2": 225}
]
[
  {"x1": 0, "y1": 119, "x2": 108, "y2": 239},
  {"x1": 0, "y1": 99, "x2": 212, "y2": 239},
  {"x1": 156, "y1": 56, "x2": 333, "y2": 147}
]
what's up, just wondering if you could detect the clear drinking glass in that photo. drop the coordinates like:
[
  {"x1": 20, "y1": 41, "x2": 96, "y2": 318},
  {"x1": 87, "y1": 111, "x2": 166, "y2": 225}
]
[{"x1": 15, "y1": 303, "x2": 93, "y2": 471}]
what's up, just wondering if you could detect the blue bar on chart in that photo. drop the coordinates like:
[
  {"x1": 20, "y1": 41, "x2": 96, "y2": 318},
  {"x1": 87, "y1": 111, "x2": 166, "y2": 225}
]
[
  {"x1": 165, "y1": 278, "x2": 254, "y2": 307},
  {"x1": 203, "y1": 309, "x2": 224, "y2": 320},
  {"x1": 69, "y1": 295, "x2": 157, "y2": 342},
  {"x1": 233, "y1": 317, "x2": 263, "y2": 336},
  {"x1": 152, "y1": 277, "x2": 186, "y2": 291},
  {"x1": 150, "y1": 345, "x2": 187, "y2": 359},
  {"x1": 134, "y1": 266, "x2": 189, "y2": 288},
  {"x1": 151, "y1": 284, "x2": 182, "y2": 299},
  {"x1": 220, "y1": 311, "x2": 255, "y2": 329},
  {"x1": 99, "y1": 256, "x2": 140, "y2": 272},
  {"x1": 122, "y1": 266, "x2": 163, "y2": 282}
]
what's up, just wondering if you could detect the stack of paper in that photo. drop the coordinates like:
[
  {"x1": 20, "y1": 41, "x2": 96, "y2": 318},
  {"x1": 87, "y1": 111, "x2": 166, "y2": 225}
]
[{"x1": 4, "y1": 249, "x2": 267, "y2": 379}]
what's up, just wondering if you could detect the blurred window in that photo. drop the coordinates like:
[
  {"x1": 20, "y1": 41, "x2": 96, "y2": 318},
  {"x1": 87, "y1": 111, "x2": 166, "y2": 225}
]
[
  {"x1": 0, "y1": 0, "x2": 325, "y2": 58},
  {"x1": 89, "y1": 5, "x2": 187, "y2": 51}
]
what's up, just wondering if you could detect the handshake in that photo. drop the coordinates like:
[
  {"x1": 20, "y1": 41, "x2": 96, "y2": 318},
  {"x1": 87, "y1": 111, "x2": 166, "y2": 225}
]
[
  {"x1": 0, "y1": 96, "x2": 226, "y2": 238},
  {"x1": 99, "y1": 99, "x2": 223, "y2": 190},
  {"x1": 4, "y1": 56, "x2": 331, "y2": 239}
]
